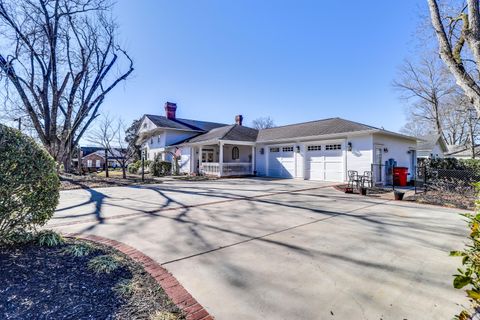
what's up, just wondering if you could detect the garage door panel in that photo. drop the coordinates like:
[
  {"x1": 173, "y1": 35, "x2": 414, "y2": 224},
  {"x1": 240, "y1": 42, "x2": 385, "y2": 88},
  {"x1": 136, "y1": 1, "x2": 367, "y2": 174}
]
[
  {"x1": 268, "y1": 146, "x2": 295, "y2": 178},
  {"x1": 306, "y1": 143, "x2": 343, "y2": 182}
]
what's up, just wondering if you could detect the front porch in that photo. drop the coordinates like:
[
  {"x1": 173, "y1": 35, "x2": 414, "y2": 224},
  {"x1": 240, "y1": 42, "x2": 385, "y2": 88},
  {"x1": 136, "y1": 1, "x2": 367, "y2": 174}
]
[{"x1": 194, "y1": 142, "x2": 255, "y2": 177}]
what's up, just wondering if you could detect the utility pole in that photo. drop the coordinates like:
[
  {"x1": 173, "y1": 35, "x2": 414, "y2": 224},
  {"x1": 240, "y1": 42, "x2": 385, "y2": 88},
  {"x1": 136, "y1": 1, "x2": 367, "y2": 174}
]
[
  {"x1": 141, "y1": 149, "x2": 145, "y2": 182},
  {"x1": 105, "y1": 148, "x2": 109, "y2": 178}
]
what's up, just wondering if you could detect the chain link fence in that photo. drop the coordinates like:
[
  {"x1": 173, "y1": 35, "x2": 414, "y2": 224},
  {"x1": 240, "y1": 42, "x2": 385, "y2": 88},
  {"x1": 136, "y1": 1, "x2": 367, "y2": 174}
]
[{"x1": 414, "y1": 165, "x2": 479, "y2": 196}]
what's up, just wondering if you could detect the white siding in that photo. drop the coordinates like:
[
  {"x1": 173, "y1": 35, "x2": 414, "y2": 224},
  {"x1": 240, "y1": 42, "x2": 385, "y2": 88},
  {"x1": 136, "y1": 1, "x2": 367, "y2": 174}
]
[
  {"x1": 178, "y1": 146, "x2": 192, "y2": 173},
  {"x1": 255, "y1": 144, "x2": 267, "y2": 176},
  {"x1": 346, "y1": 135, "x2": 373, "y2": 176},
  {"x1": 295, "y1": 144, "x2": 305, "y2": 178},
  {"x1": 372, "y1": 133, "x2": 417, "y2": 180},
  {"x1": 138, "y1": 117, "x2": 157, "y2": 132}
]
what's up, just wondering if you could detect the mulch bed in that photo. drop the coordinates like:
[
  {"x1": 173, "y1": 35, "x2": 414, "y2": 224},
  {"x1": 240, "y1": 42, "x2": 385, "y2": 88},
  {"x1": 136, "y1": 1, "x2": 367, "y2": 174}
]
[
  {"x1": 0, "y1": 239, "x2": 183, "y2": 320},
  {"x1": 334, "y1": 184, "x2": 392, "y2": 195},
  {"x1": 60, "y1": 173, "x2": 162, "y2": 190}
]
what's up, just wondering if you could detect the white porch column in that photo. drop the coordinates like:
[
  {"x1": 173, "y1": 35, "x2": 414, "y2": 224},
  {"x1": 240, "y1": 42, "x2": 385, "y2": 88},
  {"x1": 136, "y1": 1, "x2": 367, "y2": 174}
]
[
  {"x1": 251, "y1": 145, "x2": 255, "y2": 175},
  {"x1": 198, "y1": 145, "x2": 203, "y2": 174},
  {"x1": 219, "y1": 142, "x2": 224, "y2": 177}
]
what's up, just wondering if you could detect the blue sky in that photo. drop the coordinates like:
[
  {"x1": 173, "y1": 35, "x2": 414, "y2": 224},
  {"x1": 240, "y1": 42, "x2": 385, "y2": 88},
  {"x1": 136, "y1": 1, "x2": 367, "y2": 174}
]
[{"x1": 105, "y1": 0, "x2": 422, "y2": 131}]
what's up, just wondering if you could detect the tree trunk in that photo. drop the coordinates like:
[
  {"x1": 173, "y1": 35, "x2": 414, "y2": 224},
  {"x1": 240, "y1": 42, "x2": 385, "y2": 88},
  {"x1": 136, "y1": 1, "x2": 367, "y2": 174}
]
[{"x1": 122, "y1": 165, "x2": 126, "y2": 179}]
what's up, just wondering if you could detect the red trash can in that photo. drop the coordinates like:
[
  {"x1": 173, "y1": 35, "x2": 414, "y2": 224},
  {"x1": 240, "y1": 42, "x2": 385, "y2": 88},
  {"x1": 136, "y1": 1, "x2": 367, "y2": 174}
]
[{"x1": 393, "y1": 167, "x2": 408, "y2": 186}]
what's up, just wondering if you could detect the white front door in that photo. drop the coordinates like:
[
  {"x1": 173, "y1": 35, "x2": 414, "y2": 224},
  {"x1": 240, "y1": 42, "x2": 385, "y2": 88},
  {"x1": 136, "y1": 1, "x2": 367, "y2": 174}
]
[
  {"x1": 305, "y1": 143, "x2": 343, "y2": 182},
  {"x1": 268, "y1": 146, "x2": 295, "y2": 178}
]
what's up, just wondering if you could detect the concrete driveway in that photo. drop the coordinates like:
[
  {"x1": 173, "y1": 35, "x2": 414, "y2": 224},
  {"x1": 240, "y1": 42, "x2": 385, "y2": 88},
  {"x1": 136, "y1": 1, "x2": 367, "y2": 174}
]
[{"x1": 50, "y1": 178, "x2": 468, "y2": 320}]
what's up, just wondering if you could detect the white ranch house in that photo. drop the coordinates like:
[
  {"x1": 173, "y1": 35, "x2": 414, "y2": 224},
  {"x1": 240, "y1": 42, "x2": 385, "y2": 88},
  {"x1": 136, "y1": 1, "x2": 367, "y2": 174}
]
[{"x1": 137, "y1": 102, "x2": 418, "y2": 184}]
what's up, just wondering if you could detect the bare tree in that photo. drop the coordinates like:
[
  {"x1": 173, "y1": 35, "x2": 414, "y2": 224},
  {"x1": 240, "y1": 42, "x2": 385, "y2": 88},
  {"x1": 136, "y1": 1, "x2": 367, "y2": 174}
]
[
  {"x1": 0, "y1": 0, "x2": 133, "y2": 171},
  {"x1": 393, "y1": 57, "x2": 456, "y2": 137},
  {"x1": 400, "y1": 113, "x2": 436, "y2": 137},
  {"x1": 427, "y1": 0, "x2": 480, "y2": 116},
  {"x1": 87, "y1": 114, "x2": 135, "y2": 179},
  {"x1": 251, "y1": 116, "x2": 275, "y2": 130}
]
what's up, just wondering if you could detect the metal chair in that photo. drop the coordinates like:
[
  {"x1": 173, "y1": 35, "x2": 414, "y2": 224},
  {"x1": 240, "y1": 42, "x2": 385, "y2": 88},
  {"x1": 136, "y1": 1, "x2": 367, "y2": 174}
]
[
  {"x1": 361, "y1": 171, "x2": 372, "y2": 188},
  {"x1": 347, "y1": 170, "x2": 361, "y2": 189}
]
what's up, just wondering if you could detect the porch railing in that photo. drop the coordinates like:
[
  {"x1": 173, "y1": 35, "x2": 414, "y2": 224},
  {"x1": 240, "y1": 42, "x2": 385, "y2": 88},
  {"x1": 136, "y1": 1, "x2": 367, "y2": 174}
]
[
  {"x1": 200, "y1": 162, "x2": 220, "y2": 175},
  {"x1": 200, "y1": 162, "x2": 252, "y2": 176}
]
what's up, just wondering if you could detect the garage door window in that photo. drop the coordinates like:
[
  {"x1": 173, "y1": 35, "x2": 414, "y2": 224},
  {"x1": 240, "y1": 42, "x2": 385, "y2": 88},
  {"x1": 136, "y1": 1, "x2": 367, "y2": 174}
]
[
  {"x1": 282, "y1": 146, "x2": 294, "y2": 152},
  {"x1": 325, "y1": 144, "x2": 342, "y2": 150},
  {"x1": 270, "y1": 147, "x2": 280, "y2": 152},
  {"x1": 307, "y1": 145, "x2": 321, "y2": 151}
]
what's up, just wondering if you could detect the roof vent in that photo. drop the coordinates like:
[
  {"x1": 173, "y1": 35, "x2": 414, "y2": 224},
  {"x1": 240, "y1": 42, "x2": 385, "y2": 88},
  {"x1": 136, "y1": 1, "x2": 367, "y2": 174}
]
[{"x1": 165, "y1": 102, "x2": 177, "y2": 120}]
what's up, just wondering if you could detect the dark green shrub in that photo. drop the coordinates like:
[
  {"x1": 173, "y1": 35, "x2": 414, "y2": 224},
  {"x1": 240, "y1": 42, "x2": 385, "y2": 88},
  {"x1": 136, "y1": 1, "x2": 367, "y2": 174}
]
[
  {"x1": 149, "y1": 155, "x2": 172, "y2": 177},
  {"x1": 128, "y1": 163, "x2": 138, "y2": 174},
  {"x1": 37, "y1": 230, "x2": 64, "y2": 247},
  {"x1": 0, "y1": 125, "x2": 60, "y2": 241},
  {"x1": 63, "y1": 242, "x2": 95, "y2": 257},
  {"x1": 88, "y1": 254, "x2": 122, "y2": 274},
  {"x1": 461, "y1": 159, "x2": 480, "y2": 176},
  {"x1": 450, "y1": 183, "x2": 480, "y2": 319}
]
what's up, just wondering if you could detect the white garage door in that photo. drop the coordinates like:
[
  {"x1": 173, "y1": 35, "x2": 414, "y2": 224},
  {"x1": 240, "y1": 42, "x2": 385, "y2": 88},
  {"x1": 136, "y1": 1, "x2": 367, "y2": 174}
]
[
  {"x1": 306, "y1": 143, "x2": 344, "y2": 182},
  {"x1": 268, "y1": 146, "x2": 295, "y2": 178}
]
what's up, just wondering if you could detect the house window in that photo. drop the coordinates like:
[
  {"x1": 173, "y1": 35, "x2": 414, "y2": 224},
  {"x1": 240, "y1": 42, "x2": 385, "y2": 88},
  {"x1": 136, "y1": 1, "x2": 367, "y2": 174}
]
[
  {"x1": 143, "y1": 123, "x2": 147, "y2": 128},
  {"x1": 232, "y1": 147, "x2": 240, "y2": 160},
  {"x1": 157, "y1": 135, "x2": 161, "y2": 143},
  {"x1": 307, "y1": 145, "x2": 321, "y2": 151},
  {"x1": 150, "y1": 138, "x2": 153, "y2": 144},
  {"x1": 325, "y1": 144, "x2": 342, "y2": 150},
  {"x1": 96, "y1": 160, "x2": 100, "y2": 168},
  {"x1": 269, "y1": 147, "x2": 280, "y2": 153},
  {"x1": 87, "y1": 160, "x2": 92, "y2": 167},
  {"x1": 282, "y1": 146, "x2": 294, "y2": 152}
]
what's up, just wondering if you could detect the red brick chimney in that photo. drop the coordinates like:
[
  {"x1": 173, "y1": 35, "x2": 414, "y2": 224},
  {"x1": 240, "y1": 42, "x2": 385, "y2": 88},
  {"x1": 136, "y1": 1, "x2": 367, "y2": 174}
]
[
  {"x1": 235, "y1": 115, "x2": 243, "y2": 126},
  {"x1": 165, "y1": 102, "x2": 177, "y2": 120}
]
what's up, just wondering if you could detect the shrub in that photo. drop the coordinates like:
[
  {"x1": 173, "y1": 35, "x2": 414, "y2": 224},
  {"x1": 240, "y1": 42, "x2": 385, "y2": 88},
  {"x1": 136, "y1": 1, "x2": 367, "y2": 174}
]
[
  {"x1": 88, "y1": 254, "x2": 122, "y2": 274},
  {"x1": 450, "y1": 182, "x2": 480, "y2": 319},
  {"x1": 64, "y1": 242, "x2": 95, "y2": 257},
  {"x1": 37, "y1": 230, "x2": 64, "y2": 247},
  {"x1": 114, "y1": 278, "x2": 138, "y2": 297},
  {"x1": 0, "y1": 125, "x2": 60, "y2": 241},
  {"x1": 128, "y1": 163, "x2": 138, "y2": 174},
  {"x1": 150, "y1": 155, "x2": 172, "y2": 177}
]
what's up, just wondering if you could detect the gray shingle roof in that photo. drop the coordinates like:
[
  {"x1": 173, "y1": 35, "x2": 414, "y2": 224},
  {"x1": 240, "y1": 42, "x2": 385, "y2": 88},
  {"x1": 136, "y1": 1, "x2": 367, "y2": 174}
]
[
  {"x1": 185, "y1": 125, "x2": 258, "y2": 143},
  {"x1": 256, "y1": 118, "x2": 378, "y2": 142},
  {"x1": 417, "y1": 134, "x2": 441, "y2": 151},
  {"x1": 144, "y1": 114, "x2": 226, "y2": 131}
]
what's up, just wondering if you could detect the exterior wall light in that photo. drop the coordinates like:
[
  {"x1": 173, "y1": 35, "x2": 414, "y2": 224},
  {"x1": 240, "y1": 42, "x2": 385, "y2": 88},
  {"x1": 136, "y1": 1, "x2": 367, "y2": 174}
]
[
  {"x1": 347, "y1": 142, "x2": 352, "y2": 152},
  {"x1": 383, "y1": 147, "x2": 389, "y2": 153}
]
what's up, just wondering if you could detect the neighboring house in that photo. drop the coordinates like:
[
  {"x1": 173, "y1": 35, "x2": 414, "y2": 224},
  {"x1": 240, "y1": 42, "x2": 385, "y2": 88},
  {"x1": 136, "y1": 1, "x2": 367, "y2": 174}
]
[
  {"x1": 82, "y1": 151, "x2": 105, "y2": 169},
  {"x1": 445, "y1": 144, "x2": 480, "y2": 159},
  {"x1": 78, "y1": 148, "x2": 129, "y2": 169},
  {"x1": 416, "y1": 134, "x2": 448, "y2": 159},
  {"x1": 137, "y1": 102, "x2": 418, "y2": 184}
]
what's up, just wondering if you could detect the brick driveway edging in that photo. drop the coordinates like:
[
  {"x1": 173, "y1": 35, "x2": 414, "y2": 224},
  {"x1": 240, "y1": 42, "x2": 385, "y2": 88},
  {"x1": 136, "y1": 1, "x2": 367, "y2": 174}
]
[{"x1": 65, "y1": 233, "x2": 213, "y2": 320}]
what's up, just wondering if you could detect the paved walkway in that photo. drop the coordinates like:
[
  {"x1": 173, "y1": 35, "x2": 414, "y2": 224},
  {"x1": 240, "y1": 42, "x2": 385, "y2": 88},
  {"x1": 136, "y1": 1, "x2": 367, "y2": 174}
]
[{"x1": 50, "y1": 178, "x2": 468, "y2": 320}]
